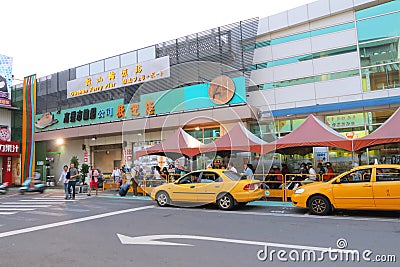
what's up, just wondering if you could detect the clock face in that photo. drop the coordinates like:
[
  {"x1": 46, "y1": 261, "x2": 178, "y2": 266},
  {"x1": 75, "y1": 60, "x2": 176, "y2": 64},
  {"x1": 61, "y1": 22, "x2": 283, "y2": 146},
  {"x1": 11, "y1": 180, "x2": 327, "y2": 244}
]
[
  {"x1": 208, "y1": 76, "x2": 235, "y2": 105},
  {"x1": 0, "y1": 128, "x2": 10, "y2": 141}
]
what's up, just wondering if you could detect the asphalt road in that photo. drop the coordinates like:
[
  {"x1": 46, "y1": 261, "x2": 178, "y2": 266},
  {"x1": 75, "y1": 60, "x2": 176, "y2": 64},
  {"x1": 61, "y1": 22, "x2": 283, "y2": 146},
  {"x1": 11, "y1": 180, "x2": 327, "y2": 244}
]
[{"x1": 0, "y1": 189, "x2": 399, "y2": 267}]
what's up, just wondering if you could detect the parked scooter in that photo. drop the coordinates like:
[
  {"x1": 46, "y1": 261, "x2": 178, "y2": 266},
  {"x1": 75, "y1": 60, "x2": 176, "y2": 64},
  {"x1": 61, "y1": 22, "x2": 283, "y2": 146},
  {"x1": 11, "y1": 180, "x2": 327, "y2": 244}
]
[
  {"x1": 0, "y1": 182, "x2": 9, "y2": 194},
  {"x1": 19, "y1": 178, "x2": 46, "y2": 194}
]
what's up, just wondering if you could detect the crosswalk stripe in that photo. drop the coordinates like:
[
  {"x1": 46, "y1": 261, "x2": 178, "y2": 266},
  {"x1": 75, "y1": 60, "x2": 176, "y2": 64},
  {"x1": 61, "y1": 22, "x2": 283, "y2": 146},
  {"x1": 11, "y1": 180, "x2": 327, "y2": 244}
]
[{"x1": 0, "y1": 212, "x2": 18, "y2": 215}]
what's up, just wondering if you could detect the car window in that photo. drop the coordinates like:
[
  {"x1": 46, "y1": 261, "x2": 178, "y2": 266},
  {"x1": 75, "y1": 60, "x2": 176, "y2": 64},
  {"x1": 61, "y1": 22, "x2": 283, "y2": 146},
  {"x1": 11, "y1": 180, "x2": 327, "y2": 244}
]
[
  {"x1": 339, "y1": 168, "x2": 372, "y2": 183},
  {"x1": 223, "y1": 171, "x2": 241, "y2": 181},
  {"x1": 177, "y1": 172, "x2": 200, "y2": 184},
  {"x1": 199, "y1": 172, "x2": 221, "y2": 183},
  {"x1": 376, "y1": 168, "x2": 400, "y2": 182}
]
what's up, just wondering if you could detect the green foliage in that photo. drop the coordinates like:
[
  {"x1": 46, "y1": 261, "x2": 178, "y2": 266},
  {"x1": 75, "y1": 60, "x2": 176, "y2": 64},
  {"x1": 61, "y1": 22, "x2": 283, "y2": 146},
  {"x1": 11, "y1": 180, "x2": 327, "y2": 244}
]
[
  {"x1": 70, "y1": 156, "x2": 79, "y2": 169},
  {"x1": 80, "y1": 163, "x2": 90, "y2": 184}
]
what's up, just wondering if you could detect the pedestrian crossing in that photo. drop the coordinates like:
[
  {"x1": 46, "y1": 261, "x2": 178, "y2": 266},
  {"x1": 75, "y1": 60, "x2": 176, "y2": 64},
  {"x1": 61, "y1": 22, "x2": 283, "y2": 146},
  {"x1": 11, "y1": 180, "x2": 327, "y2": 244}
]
[{"x1": 0, "y1": 194, "x2": 89, "y2": 216}]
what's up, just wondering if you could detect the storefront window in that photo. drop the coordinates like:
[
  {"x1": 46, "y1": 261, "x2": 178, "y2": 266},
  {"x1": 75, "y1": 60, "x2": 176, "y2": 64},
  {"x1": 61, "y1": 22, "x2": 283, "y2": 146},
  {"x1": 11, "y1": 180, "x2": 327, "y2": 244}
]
[
  {"x1": 361, "y1": 63, "x2": 400, "y2": 91},
  {"x1": 186, "y1": 127, "x2": 220, "y2": 144}
]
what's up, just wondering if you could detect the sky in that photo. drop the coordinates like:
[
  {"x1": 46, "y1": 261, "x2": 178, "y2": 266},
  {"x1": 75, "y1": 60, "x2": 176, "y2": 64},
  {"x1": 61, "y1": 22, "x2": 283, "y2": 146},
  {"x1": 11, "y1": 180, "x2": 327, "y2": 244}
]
[{"x1": 2, "y1": 0, "x2": 315, "y2": 82}]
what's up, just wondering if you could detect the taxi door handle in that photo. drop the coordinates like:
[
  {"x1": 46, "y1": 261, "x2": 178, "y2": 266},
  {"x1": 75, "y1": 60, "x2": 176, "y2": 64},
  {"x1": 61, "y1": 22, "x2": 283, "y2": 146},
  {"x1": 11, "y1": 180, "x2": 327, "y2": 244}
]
[
  {"x1": 363, "y1": 185, "x2": 372, "y2": 187},
  {"x1": 190, "y1": 185, "x2": 195, "y2": 188},
  {"x1": 215, "y1": 185, "x2": 220, "y2": 188}
]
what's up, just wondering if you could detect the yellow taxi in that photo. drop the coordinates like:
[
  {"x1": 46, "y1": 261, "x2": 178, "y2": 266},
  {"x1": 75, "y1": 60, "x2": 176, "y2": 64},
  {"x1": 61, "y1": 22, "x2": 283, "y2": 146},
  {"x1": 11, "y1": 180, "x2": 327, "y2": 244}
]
[
  {"x1": 291, "y1": 164, "x2": 400, "y2": 215},
  {"x1": 150, "y1": 169, "x2": 268, "y2": 210}
]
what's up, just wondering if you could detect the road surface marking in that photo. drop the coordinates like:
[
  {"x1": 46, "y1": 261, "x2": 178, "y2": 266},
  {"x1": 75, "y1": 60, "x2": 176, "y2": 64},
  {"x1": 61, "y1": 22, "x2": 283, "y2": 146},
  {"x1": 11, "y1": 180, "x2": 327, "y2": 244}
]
[
  {"x1": 117, "y1": 233, "x2": 355, "y2": 253},
  {"x1": 0, "y1": 205, "x2": 154, "y2": 238},
  {"x1": 19, "y1": 201, "x2": 71, "y2": 203},
  {"x1": 0, "y1": 212, "x2": 18, "y2": 215},
  {"x1": 0, "y1": 205, "x2": 51, "y2": 208},
  {"x1": 0, "y1": 208, "x2": 35, "y2": 211}
]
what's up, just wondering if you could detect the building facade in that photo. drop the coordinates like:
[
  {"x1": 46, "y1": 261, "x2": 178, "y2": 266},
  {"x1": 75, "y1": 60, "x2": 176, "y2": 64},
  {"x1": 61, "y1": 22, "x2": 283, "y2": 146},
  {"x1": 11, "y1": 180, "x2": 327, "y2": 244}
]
[
  {"x1": 11, "y1": 0, "x2": 400, "y2": 181},
  {"x1": 0, "y1": 54, "x2": 21, "y2": 185}
]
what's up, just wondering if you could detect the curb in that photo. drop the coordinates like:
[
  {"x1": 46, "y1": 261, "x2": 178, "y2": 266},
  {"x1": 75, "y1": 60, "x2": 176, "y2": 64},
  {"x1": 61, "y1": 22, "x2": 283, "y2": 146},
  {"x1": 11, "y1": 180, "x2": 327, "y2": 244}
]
[{"x1": 97, "y1": 194, "x2": 294, "y2": 207}]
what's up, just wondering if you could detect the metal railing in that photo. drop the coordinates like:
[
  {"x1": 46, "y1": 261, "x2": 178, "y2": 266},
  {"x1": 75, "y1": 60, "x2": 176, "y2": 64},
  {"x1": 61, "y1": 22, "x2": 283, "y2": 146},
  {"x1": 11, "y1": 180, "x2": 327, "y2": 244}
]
[{"x1": 105, "y1": 172, "x2": 339, "y2": 202}]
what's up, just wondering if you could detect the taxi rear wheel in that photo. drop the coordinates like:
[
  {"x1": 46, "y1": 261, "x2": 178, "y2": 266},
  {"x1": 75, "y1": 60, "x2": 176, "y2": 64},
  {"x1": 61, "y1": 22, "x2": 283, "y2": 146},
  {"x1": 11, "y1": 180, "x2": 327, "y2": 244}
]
[
  {"x1": 156, "y1": 191, "x2": 170, "y2": 207},
  {"x1": 217, "y1": 193, "x2": 235, "y2": 210},
  {"x1": 308, "y1": 195, "x2": 331, "y2": 215}
]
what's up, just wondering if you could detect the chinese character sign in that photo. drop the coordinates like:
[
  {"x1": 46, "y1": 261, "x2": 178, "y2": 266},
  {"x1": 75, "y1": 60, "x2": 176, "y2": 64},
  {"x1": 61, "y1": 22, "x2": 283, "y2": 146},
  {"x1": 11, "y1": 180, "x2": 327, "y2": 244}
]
[
  {"x1": 0, "y1": 54, "x2": 13, "y2": 107},
  {"x1": 67, "y1": 56, "x2": 170, "y2": 98}
]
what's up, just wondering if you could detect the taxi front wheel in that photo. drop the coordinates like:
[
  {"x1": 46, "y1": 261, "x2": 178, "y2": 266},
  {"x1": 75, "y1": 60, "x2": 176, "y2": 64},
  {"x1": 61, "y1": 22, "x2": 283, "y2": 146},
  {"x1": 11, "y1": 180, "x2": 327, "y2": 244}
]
[
  {"x1": 308, "y1": 195, "x2": 331, "y2": 215},
  {"x1": 156, "y1": 191, "x2": 170, "y2": 207},
  {"x1": 217, "y1": 193, "x2": 235, "y2": 210}
]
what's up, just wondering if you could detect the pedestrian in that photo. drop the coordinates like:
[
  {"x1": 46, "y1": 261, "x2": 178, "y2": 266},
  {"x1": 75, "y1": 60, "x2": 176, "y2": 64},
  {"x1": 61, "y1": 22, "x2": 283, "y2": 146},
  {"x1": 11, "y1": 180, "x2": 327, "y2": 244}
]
[
  {"x1": 317, "y1": 162, "x2": 326, "y2": 179},
  {"x1": 112, "y1": 166, "x2": 122, "y2": 186},
  {"x1": 325, "y1": 162, "x2": 335, "y2": 181},
  {"x1": 227, "y1": 163, "x2": 237, "y2": 173},
  {"x1": 68, "y1": 163, "x2": 79, "y2": 199},
  {"x1": 307, "y1": 162, "x2": 317, "y2": 181},
  {"x1": 58, "y1": 165, "x2": 69, "y2": 200},
  {"x1": 87, "y1": 165, "x2": 99, "y2": 196},
  {"x1": 161, "y1": 166, "x2": 169, "y2": 181},
  {"x1": 130, "y1": 177, "x2": 138, "y2": 196},
  {"x1": 243, "y1": 163, "x2": 254, "y2": 179}
]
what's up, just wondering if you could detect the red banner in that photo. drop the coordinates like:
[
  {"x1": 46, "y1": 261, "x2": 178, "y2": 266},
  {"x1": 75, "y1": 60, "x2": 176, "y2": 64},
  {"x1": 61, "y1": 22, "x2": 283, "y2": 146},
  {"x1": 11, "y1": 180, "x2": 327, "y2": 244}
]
[{"x1": 0, "y1": 141, "x2": 20, "y2": 156}]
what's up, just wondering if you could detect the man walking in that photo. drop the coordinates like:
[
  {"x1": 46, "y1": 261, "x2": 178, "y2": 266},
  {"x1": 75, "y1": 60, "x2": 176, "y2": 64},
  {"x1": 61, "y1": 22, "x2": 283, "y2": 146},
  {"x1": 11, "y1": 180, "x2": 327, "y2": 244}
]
[
  {"x1": 58, "y1": 165, "x2": 69, "y2": 199},
  {"x1": 68, "y1": 163, "x2": 79, "y2": 199}
]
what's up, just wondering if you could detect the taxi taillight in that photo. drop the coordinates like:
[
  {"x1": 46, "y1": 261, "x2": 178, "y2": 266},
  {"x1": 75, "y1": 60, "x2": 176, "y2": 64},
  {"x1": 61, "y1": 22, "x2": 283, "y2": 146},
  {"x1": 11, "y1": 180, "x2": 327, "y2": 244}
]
[{"x1": 243, "y1": 183, "x2": 257, "y2": 190}]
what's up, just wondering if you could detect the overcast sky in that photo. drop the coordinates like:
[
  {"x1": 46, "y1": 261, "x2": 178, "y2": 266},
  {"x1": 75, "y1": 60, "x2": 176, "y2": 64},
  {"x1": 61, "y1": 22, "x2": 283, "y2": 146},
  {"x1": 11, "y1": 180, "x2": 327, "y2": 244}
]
[{"x1": 3, "y1": 0, "x2": 315, "y2": 81}]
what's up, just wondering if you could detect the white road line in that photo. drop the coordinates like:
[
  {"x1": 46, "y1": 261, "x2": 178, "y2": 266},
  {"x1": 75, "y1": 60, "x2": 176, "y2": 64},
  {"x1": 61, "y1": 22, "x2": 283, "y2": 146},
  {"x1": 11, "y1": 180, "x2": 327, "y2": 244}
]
[
  {"x1": 157, "y1": 207, "x2": 400, "y2": 223},
  {"x1": 2, "y1": 202, "x2": 69, "y2": 205},
  {"x1": 0, "y1": 205, "x2": 154, "y2": 238},
  {"x1": 19, "y1": 200, "x2": 70, "y2": 202},
  {"x1": 0, "y1": 208, "x2": 35, "y2": 211},
  {"x1": 0, "y1": 205, "x2": 51, "y2": 208},
  {"x1": 0, "y1": 212, "x2": 18, "y2": 215}
]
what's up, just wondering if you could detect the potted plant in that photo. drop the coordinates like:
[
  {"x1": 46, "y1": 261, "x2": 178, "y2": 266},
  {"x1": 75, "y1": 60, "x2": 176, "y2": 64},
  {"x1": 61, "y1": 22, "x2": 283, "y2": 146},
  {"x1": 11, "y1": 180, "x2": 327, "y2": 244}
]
[{"x1": 80, "y1": 163, "x2": 89, "y2": 185}]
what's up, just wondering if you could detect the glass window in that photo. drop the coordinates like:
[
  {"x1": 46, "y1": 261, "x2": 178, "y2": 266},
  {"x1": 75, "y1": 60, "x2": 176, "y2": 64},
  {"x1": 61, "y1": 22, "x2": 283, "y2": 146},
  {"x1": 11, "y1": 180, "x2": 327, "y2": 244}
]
[
  {"x1": 138, "y1": 46, "x2": 156, "y2": 62},
  {"x1": 357, "y1": 12, "x2": 400, "y2": 43},
  {"x1": 251, "y1": 46, "x2": 356, "y2": 71},
  {"x1": 76, "y1": 64, "x2": 89, "y2": 78},
  {"x1": 359, "y1": 37, "x2": 399, "y2": 67},
  {"x1": 356, "y1": 1, "x2": 400, "y2": 20},
  {"x1": 339, "y1": 168, "x2": 372, "y2": 183},
  {"x1": 253, "y1": 22, "x2": 355, "y2": 49},
  {"x1": 223, "y1": 171, "x2": 241, "y2": 181},
  {"x1": 121, "y1": 51, "x2": 137, "y2": 67},
  {"x1": 310, "y1": 22, "x2": 354, "y2": 37},
  {"x1": 376, "y1": 168, "x2": 400, "y2": 182},
  {"x1": 186, "y1": 127, "x2": 220, "y2": 144},
  {"x1": 361, "y1": 63, "x2": 400, "y2": 91},
  {"x1": 365, "y1": 109, "x2": 395, "y2": 124},
  {"x1": 89, "y1": 60, "x2": 104, "y2": 75},
  {"x1": 105, "y1": 56, "x2": 120, "y2": 71}
]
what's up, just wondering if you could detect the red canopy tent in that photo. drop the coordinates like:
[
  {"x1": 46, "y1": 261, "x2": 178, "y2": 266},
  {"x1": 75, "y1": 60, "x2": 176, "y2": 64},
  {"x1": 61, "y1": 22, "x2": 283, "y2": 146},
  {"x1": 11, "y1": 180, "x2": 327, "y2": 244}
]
[
  {"x1": 200, "y1": 122, "x2": 271, "y2": 154},
  {"x1": 135, "y1": 128, "x2": 203, "y2": 159},
  {"x1": 263, "y1": 114, "x2": 353, "y2": 154},
  {"x1": 353, "y1": 107, "x2": 400, "y2": 151}
]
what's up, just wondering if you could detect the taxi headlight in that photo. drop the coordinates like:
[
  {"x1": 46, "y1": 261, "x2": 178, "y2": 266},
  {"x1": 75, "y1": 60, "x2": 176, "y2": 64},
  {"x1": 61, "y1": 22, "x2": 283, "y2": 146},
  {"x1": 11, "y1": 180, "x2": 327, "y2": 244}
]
[{"x1": 294, "y1": 188, "x2": 305, "y2": 194}]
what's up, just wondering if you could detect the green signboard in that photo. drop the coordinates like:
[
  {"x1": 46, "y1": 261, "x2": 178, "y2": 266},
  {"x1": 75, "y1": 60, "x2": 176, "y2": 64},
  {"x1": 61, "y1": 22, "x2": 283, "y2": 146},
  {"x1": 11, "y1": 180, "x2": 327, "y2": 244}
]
[{"x1": 35, "y1": 76, "x2": 246, "y2": 132}]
